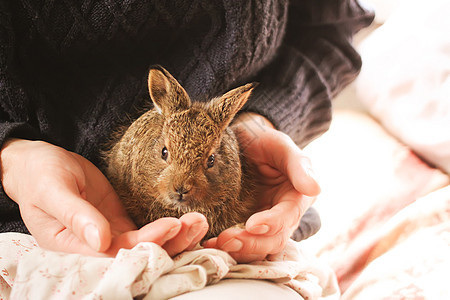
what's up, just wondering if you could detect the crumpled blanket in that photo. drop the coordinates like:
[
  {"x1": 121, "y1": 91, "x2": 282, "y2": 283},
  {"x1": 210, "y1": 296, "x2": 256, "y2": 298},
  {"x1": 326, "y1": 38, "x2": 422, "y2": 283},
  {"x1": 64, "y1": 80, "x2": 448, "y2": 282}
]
[
  {"x1": 302, "y1": 110, "x2": 450, "y2": 298},
  {"x1": 0, "y1": 234, "x2": 339, "y2": 300},
  {"x1": 340, "y1": 186, "x2": 450, "y2": 299}
]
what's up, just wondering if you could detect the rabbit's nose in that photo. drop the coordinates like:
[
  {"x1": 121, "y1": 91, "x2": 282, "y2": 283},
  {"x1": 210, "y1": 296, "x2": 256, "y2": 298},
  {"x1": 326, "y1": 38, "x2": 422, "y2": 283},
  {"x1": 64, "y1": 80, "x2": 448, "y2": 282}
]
[
  {"x1": 175, "y1": 185, "x2": 191, "y2": 196},
  {"x1": 174, "y1": 185, "x2": 192, "y2": 202}
]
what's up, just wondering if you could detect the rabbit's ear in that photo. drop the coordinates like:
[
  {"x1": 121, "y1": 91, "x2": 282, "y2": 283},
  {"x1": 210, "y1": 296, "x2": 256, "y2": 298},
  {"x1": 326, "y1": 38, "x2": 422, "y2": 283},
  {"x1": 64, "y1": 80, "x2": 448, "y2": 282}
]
[
  {"x1": 148, "y1": 66, "x2": 191, "y2": 116},
  {"x1": 207, "y1": 83, "x2": 257, "y2": 130}
]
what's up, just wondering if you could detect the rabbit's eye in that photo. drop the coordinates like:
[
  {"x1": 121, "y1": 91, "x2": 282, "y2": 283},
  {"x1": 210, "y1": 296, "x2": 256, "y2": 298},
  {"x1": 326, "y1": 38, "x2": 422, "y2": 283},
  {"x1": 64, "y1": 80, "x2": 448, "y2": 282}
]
[
  {"x1": 161, "y1": 146, "x2": 168, "y2": 160},
  {"x1": 207, "y1": 154, "x2": 215, "y2": 168}
]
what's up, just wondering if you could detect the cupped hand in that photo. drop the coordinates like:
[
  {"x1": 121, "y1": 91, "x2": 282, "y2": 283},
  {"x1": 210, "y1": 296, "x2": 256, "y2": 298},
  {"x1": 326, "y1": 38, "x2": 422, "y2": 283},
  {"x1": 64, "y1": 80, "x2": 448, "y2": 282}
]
[
  {"x1": 203, "y1": 113, "x2": 320, "y2": 263},
  {"x1": 0, "y1": 139, "x2": 208, "y2": 256}
]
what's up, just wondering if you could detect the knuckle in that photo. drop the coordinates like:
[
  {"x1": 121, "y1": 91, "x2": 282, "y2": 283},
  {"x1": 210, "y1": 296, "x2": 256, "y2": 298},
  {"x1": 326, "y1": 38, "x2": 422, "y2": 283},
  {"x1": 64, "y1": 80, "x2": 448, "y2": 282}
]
[
  {"x1": 34, "y1": 172, "x2": 61, "y2": 198},
  {"x1": 245, "y1": 237, "x2": 260, "y2": 253},
  {"x1": 276, "y1": 238, "x2": 284, "y2": 252},
  {"x1": 274, "y1": 234, "x2": 287, "y2": 253},
  {"x1": 272, "y1": 221, "x2": 285, "y2": 236},
  {"x1": 298, "y1": 198, "x2": 311, "y2": 219},
  {"x1": 63, "y1": 208, "x2": 77, "y2": 231},
  {"x1": 292, "y1": 204, "x2": 303, "y2": 226},
  {"x1": 276, "y1": 131, "x2": 295, "y2": 147}
]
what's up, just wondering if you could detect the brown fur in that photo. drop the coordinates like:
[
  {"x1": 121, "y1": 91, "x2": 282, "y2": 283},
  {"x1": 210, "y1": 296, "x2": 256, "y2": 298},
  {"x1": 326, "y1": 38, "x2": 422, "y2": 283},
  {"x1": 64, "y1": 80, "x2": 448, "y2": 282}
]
[{"x1": 102, "y1": 66, "x2": 257, "y2": 239}]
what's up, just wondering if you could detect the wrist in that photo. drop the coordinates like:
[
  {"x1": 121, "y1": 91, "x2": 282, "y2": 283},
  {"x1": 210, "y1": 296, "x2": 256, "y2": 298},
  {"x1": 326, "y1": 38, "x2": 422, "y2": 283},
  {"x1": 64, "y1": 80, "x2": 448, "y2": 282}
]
[
  {"x1": 1, "y1": 138, "x2": 32, "y2": 171},
  {"x1": 230, "y1": 112, "x2": 277, "y2": 152},
  {"x1": 0, "y1": 138, "x2": 38, "y2": 202},
  {"x1": 232, "y1": 112, "x2": 275, "y2": 129}
]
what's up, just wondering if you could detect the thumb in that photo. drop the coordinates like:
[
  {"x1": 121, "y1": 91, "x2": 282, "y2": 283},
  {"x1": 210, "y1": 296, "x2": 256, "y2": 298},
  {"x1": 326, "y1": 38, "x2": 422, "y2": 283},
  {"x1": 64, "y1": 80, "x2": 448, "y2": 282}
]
[
  {"x1": 290, "y1": 155, "x2": 321, "y2": 196},
  {"x1": 267, "y1": 133, "x2": 321, "y2": 196},
  {"x1": 43, "y1": 186, "x2": 112, "y2": 252}
]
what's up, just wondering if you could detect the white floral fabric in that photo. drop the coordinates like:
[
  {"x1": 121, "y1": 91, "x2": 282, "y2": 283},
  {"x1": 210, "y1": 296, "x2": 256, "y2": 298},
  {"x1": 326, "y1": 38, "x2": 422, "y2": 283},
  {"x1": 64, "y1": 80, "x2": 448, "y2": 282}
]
[{"x1": 0, "y1": 234, "x2": 338, "y2": 300}]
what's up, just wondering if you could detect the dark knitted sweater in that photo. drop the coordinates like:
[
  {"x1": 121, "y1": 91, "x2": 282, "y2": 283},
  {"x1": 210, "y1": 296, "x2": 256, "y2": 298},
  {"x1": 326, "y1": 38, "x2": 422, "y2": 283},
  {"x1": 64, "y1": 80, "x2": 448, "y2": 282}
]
[{"x1": 0, "y1": 0, "x2": 374, "y2": 233}]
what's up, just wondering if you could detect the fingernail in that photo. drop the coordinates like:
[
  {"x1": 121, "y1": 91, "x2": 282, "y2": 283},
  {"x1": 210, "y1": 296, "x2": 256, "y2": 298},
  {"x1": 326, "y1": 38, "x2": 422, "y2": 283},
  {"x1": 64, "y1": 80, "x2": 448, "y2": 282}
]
[
  {"x1": 249, "y1": 224, "x2": 270, "y2": 234},
  {"x1": 167, "y1": 224, "x2": 181, "y2": 240},
  {"x1": 302, "y1": 157, "x2": 317, "y2": 181},
  {"x1": 221, "y1": 239, "x2": 243, "y2": 252},
  {"x1": 201, "y1": 237, "x2": 217, "y2": 248},
  {"x1": 187, "y1": 222, "x2": 205, "y2": 240},
  {"x1": 84, "y1": 224, "x2": 100, "y2": 251}
]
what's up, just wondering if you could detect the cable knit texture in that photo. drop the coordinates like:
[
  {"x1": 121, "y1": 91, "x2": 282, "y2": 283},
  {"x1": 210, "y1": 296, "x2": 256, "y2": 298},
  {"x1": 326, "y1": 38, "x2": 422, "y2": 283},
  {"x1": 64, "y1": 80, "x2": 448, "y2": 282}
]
[{"x1": 0, "y1": 0, "x2": 373, "y2": 233}]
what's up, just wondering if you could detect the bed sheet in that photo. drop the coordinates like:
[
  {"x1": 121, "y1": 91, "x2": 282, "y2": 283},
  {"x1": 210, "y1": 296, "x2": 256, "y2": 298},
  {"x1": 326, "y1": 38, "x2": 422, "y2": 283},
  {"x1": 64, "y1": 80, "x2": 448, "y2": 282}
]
[{"x1": 303, "y1": 111, "x2": 450, "y2": 297}]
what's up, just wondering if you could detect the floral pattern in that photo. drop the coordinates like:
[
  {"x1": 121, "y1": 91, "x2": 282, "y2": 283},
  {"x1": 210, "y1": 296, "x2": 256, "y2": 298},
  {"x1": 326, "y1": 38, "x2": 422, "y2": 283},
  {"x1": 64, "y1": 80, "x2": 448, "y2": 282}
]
[{"x1": 0, "y1": 234, "x2": 338, "y2": 300}]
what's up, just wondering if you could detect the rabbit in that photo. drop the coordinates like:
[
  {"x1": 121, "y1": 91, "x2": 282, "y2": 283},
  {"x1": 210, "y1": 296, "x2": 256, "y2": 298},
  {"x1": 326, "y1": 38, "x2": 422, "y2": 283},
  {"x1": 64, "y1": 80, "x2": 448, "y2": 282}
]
[{"x1": 102, "y1": 65, "x2": 257, "y2": 239}]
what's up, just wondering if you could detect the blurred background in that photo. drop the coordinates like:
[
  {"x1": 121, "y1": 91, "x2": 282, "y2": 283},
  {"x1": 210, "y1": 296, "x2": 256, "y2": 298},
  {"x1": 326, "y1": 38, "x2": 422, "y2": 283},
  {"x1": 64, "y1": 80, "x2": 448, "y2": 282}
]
[{"x1": 301, "y1": 0, "x2": 450, "y2": 298}]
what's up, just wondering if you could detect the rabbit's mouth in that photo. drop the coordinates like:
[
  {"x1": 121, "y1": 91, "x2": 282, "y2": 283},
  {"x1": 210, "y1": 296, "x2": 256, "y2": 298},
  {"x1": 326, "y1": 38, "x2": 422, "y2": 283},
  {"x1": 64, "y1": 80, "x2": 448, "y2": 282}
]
[{"x1": 167, "y1": 193, "x2": 197, "y2": 209}]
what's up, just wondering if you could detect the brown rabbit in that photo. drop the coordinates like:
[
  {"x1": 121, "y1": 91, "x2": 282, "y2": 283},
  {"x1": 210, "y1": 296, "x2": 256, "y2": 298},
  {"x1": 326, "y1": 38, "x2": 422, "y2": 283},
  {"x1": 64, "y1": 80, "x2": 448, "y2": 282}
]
[{"x1": 102, "y1": 66, "x2": 257, "y2": 239}]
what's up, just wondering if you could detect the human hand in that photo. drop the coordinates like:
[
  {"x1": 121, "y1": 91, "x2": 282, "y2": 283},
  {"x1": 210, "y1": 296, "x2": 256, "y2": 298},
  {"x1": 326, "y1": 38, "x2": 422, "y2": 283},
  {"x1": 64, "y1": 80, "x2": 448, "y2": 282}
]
[
  {"x1": 202, "y1": 113, "x2": 320, "y2": 263},
  {"x1": 0, "y1": 139, "x2": 208, "y2": 256}
]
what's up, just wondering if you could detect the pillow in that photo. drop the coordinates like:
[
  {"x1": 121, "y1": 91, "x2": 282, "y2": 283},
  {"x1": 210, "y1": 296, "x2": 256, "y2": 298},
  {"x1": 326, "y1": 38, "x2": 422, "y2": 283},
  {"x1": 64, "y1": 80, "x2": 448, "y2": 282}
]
[{"x1": 355, "y1": 0, "x2": 450, "y2": 174}]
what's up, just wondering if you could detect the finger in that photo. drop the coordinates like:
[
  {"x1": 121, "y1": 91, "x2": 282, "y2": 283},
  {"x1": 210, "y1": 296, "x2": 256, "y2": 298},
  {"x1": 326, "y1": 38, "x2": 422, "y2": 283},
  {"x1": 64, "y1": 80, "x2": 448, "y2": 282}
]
[
  {"x1": 294, "y1": 155, "x2": 321, "y2": 196},
  {"x1": 265, "y1": 133, "x2": 320, "y2": 196},
  {"x1": 247, "y1": 192, "x2": 315, "y2": 236},
  {"x1": 21, "y1": 205, "x2": 102, "y2": 256},
  {"x1": 163, "y1": 212, "x2": 209, "y2": 257},
  {"x1": 216, "y1": 227, "x2": 288, "y2": 257},
  {"x1": 203, "y1": 234, "x2": 266, "y2": 263},
  {"x1": 71, "y1": 153, "x2": 138, "y2": 239},
  {"x1": 201, "y1": 237, "x2": 218, "y2": 249},
  {"x1": 71, "y1": 153, "x2": 131, "y2": 222},
  {"x1": 39, "y1": 177, "x2": 112, "y2": 252},
  {"x1": 105, "y1": 217, "x2": 182, "y2": 256},
  {"x1": 186, "y1": 224, "x2": 209, "y2": 251},
  {"x1": 229, "y1": 253, "x2": 267, "y2": 264}
]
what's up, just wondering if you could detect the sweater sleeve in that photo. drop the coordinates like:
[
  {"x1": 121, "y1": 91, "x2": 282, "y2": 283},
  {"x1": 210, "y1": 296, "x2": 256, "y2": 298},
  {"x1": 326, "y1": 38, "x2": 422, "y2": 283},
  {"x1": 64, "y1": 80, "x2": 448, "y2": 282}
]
[
  {"x1": 0, "y1": 5, "x2": 42, "y2": 143},
  {"x1": 243, "y1": 0, "x2": 374, "y2": 148},
  {"x1": 0, "y1": 5, "x2": 41, "y2": 233}
]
